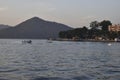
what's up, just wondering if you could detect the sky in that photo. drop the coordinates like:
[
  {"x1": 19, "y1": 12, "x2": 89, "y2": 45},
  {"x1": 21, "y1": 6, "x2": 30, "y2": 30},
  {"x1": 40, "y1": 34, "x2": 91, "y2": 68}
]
[{"x1": 0, "y1": 0, "x2": 120, "y2": 28}]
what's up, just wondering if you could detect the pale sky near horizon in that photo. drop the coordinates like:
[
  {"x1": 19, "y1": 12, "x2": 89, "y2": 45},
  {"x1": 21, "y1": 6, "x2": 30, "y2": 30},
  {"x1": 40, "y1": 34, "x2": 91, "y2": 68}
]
[{"x1": 0, "y1": 0, "x2": 120, "y2": 28}]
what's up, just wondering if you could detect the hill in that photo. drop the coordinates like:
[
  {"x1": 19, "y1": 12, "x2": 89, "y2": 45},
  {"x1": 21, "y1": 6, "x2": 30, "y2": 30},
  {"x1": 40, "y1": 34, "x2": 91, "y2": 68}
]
[
  {"x1": 0, "y1": 17, "x2": 73, "y2": 39},
  {"x1": 0, "y1": 24, "x2": 11, "y2": 30}
]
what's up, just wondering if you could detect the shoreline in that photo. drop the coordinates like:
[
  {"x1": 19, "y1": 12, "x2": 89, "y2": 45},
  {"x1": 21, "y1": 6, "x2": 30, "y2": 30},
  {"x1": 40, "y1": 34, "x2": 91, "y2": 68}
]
[
  {"x1": 0, "y1": 38, "x2": 119, "y2": 42},
  {"x1": 56, "y1": 39, "x2": 120, "y2": 42}
]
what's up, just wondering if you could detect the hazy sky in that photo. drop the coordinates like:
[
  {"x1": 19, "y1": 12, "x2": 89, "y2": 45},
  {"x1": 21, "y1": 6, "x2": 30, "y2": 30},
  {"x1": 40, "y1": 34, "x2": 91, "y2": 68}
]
[{"x1": 0, "y1": 0, "x2": 120, "y2": 28}]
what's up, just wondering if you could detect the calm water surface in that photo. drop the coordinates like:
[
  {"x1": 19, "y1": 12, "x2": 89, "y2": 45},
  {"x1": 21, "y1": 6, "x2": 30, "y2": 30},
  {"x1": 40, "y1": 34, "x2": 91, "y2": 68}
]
[{"x1": 0, "y1": 39, "x2": 120, "y2": 80}]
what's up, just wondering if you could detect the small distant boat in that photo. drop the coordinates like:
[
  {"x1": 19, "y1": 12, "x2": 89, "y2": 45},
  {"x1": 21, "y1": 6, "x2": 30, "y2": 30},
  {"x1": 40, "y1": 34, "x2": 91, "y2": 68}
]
[
  {"x1": 22, "y1": 40, "x2": 32, "y2": 44},
  {"x1": 47, "y1": 38, "x2": 53, "y2": 43}
]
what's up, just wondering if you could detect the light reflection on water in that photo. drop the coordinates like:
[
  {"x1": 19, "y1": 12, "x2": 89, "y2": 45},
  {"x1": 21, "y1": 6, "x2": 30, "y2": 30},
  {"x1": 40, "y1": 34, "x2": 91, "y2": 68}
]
[{"x1": 0, "y1": 39, "x2": 120, "y2": 80}]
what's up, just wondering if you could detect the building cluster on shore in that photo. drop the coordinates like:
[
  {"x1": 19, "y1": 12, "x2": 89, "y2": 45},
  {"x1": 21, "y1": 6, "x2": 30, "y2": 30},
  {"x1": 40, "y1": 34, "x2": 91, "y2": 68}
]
[{"x1": 109, "y1": 24, "x2": 120, "y2": 32}]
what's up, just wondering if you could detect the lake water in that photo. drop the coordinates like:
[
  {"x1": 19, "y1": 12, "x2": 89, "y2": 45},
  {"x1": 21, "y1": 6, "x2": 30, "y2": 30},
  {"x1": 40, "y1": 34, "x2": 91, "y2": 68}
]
[{"x1": 0, "y1": 39, "x2": 120, "y2": 80}]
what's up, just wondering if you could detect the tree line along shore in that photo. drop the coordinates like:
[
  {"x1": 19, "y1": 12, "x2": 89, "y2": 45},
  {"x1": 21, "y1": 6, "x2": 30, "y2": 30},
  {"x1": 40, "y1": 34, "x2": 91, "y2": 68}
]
[{"x1": 58, "y1": 20, "x2": 120, "y2": 42}]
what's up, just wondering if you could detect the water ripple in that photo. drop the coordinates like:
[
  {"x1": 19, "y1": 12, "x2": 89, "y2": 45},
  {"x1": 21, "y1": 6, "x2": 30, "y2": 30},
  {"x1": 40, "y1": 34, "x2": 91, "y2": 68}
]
[{"x1": 0, "y1": 39, "x2": 119, "y2": 80}]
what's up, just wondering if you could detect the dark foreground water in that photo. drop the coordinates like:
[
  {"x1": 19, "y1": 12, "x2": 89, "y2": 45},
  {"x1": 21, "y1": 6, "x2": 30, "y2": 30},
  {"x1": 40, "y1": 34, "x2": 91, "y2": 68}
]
[{"x1": 0, "y1": 39, "x2": 120, "y2": 80}]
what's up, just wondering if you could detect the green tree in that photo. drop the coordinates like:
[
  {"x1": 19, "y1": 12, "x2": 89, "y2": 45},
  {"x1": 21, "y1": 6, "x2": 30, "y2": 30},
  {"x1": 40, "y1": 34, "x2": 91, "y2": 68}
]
[
  {"x1": 90, "y1": 21, "x2": 99, "y2": 30},
  {"x1": 108, "y1": 31, "x2": 118, "y2": 39},
  {"x1": 100, "y1": 20, "x2": 112, "y2": 31},
  {"x1": 59, "y1": 26, "x2": 89, "y2": 39}
]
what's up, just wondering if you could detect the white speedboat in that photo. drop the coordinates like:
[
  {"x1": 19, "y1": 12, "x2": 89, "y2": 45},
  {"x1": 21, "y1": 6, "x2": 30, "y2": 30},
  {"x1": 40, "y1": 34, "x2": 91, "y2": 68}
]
[
  {"x1": 47, "y1": 38, "x2": 53, "y2": 43},
  {"x1": 22, "y1": 40, "x2": 32, "y2": 44}
]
